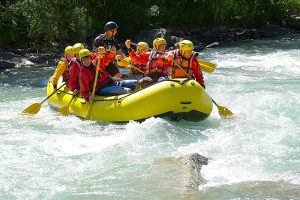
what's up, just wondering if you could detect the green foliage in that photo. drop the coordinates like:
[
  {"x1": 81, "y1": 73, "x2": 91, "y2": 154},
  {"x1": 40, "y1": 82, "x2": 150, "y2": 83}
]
[
  {"x1": 0, "y1": 0, "x2": 299, "y2": 50},
  {"x1": 0, "y1": 2, "x2": 27, "y2": 47},
  {"x1": 19, "y1": 0, "x2": 90, "y2": 46}
]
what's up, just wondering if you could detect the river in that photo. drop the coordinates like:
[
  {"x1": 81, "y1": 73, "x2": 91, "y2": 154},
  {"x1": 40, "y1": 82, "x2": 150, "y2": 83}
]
[{"x1": 0, "y1": 34, "x2": 299, "y2": 199}]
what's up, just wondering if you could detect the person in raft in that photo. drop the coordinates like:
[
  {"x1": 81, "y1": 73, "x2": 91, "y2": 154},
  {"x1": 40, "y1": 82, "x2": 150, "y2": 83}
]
[
  {"x1": 78, "y1": 48, "x2": 137, "y2": 103},
  {"x1": 68, "y1": 43, "x2": 85, "y2": 95},
  {"x1": 93, "y1": 21, "x2": 124, "y2": 78},
  {"x1": 166, "y1": 40, "x2": 205, "y2": 88},
  {"x1": 50, "y1": 46, "x2": 75, "y2": 92},
  {"x1": 117, "y1": 40, "x2": 150, "y2": 80},
  {"x1": 143, "y1": 38, "x2": 170, "y2": 82}
]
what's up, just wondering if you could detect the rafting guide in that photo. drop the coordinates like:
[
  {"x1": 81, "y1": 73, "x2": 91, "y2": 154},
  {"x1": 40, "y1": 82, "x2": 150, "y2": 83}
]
[{"x1": 93, "y1": 21, "x2": 124, "y2": 78}]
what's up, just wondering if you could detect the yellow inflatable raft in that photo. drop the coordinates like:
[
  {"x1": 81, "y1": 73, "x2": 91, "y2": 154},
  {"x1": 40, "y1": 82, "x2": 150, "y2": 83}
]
[{"x1": 47, "y1": 78, "x2": 213, "y2": 122}]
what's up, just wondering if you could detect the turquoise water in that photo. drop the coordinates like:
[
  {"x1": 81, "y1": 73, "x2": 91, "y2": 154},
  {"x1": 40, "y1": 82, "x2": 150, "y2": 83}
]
[{"x1": 0, "y1": 35, "x2": 299, "y2": 199}]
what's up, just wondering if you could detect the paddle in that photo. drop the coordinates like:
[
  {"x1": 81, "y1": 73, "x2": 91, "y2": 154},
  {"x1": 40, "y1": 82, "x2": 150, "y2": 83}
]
[
  {"x1": 23, "y1": 82, "x2": 66, "y2": 115},
  {"x1": 117, "y1": 56, "x2": 131, "y2": 67},
  {"x1": 198, "y1": 59, "x2": 216, "y2": 73},
  {"x1": 58, "y1": 95, "x2": 75, "y2": 116},
  {"x1": 85, "y1": 53, "x2": 101, "y2": 120},
  {"x1": 211, "y1": 99, "x2": 234, "y2": 118},
  {"x1": 196, "y1": 42, "x2": 218, "y2": 73}
]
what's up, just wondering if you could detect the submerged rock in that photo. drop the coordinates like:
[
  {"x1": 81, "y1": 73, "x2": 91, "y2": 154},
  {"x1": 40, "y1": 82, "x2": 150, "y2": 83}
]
[
  {"x1": 177, "y1": 153, "x2": 208, "y2": 189},
  {"x1": 152, "y1": 153, "x2": 208, "y2": 191}
]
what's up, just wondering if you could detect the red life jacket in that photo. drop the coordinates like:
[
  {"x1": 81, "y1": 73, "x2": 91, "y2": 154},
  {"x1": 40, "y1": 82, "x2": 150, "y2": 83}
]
[
  {"x1": 146, "y1": 51, "x2": 168, "y2": 75},
  {"x1": 84, "y1": 64, "x2": 114, "y2": 92},
  {"x1": 170, "y1": 49, "x2": 194, "y2": 78}
]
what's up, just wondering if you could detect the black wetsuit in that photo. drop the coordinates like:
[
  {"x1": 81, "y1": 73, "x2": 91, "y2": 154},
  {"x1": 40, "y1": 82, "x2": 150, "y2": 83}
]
[{"x1": 93, "y1": 34, "x2": 121, "y2": 77}]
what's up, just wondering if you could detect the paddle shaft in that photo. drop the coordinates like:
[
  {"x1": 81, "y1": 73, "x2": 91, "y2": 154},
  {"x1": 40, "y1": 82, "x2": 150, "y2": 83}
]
[
  {"x1": 42, "y1": 82, "x2": 67, "y2": 104},
  {"x1": 92, "y1": 57, "x2": 101, "y2": 96},
  {"x1": 211, "y1": 98, "x2": 221, "y2": 109}
]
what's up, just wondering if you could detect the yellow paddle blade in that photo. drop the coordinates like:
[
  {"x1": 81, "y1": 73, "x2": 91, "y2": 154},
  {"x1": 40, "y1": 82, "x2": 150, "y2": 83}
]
[
  {"x1": 117, "y1": 59, "x2": 128, "y2": 67},
  {"x1": 117, "y1": 57, "x2": 131, "y2": 67},
  {"x1": 216, "y1": 105, "x2": 235, "y2": 119},
  {"x1": 22, "y1": 103, "x2": 42, "y2": 115},
  {"x1": 198, "y1": 59, "x2": 216, "y2": 73},
  {"x1": 58, "y1": 105, "x2": 70, "y2": 116},
  {"x1": 58, "y1": 96, "x2": 75, "y2": 116}
]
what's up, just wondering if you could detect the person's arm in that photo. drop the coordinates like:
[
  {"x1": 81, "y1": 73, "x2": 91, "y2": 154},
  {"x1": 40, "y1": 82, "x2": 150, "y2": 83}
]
[
  {"x1": 50, "y1": 60, "x2": 66, "y2": 89},
  {"x1": 101, "y1": 51, "x2": 115, "y2": 67},
  {"x1": 192, "y1": 57, "x2": 205, "y2": 88},
  {"x1": 139, "y1": 53, "x2": 151, "y2": 66},
  {"x1": 128, "y1": 49, "x2": 143, "y2": 64}
]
